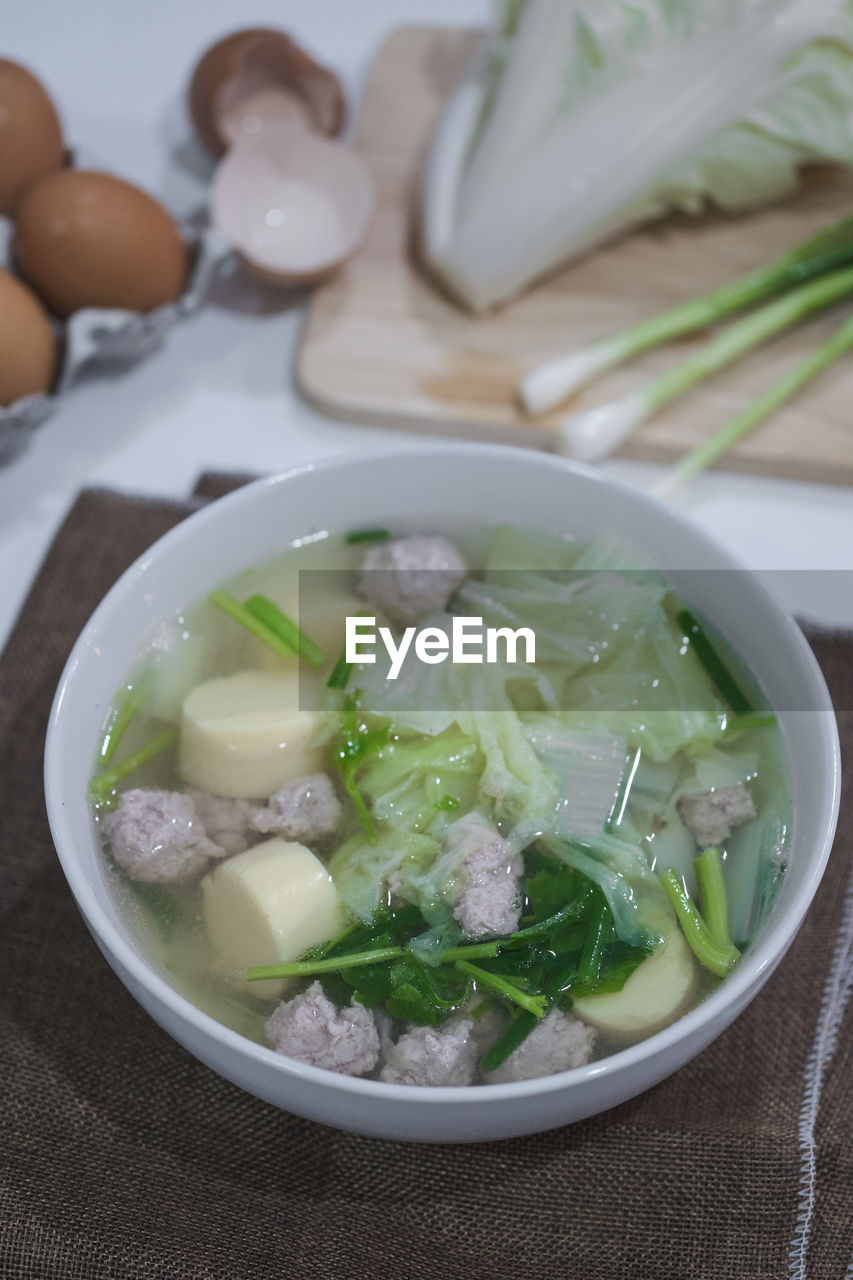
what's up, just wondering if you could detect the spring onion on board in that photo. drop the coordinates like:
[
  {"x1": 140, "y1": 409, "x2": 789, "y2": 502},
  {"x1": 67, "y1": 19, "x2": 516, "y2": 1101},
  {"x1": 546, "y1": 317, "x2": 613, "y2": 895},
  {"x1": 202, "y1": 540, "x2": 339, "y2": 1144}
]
[
  {"x1": 656, "y1": 309, "x2": 853, "y2": 495},
  {"x1": 554, "y1": 264, "x2": 853, "y2": 463},
  {"x1": 519, "y1": 215, "x2": 853, "y2": 414}
]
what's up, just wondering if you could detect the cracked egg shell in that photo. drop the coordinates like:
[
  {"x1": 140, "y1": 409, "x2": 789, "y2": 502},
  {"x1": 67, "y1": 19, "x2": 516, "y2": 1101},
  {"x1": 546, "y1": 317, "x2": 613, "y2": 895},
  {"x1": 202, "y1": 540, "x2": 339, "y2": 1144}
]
[
  {"x1": 0, "y1": 58, "x2": 65, "y2": 215},
  {"x1": 14, "y1": 170, "x2": 188, "y2": 319},
  {"x1": 211, "y1": 128, "x2": 375, "y2": 287},
  {"x1": 189, "y1": 28, "x2": 345, "y2": 157},
  {"x1": 0, "y1": 268, "x2": 57, "y2": 406}
]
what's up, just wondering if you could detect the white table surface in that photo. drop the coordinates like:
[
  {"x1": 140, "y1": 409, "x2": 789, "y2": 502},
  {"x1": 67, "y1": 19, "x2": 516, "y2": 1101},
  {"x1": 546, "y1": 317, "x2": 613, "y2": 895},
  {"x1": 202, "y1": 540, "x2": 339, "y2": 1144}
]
[{"x1": 2, "y1": 0, "x2": 852, "y2": 656}]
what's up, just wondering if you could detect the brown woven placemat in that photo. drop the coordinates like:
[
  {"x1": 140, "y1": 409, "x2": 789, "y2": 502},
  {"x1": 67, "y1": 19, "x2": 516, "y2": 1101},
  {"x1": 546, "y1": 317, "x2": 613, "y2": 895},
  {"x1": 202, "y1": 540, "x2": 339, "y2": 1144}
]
[{"x1": 1, "y1": 477, "x2": 851, "y2": 1280}]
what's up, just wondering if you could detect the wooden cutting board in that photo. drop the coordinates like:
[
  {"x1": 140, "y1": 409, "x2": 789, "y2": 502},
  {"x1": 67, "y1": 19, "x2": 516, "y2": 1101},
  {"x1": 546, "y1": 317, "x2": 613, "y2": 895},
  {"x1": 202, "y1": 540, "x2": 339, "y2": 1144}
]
[{"x1": 299, "y1": 25, "x2": 853, "y2": 483}]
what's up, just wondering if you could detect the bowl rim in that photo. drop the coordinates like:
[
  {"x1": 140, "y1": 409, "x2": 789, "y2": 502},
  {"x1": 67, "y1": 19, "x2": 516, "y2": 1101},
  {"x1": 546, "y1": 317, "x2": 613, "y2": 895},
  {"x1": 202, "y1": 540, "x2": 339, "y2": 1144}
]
[{"x1": 44, "y1": 442, "x2": 842, "y2": 1105}]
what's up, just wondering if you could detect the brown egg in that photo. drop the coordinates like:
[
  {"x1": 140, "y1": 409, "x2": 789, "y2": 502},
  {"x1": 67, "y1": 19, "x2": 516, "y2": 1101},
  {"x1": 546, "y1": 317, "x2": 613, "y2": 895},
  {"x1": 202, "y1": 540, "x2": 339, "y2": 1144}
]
[
  {"x1": 14, "y1": 170, "x2": 187, "y2": 318},
  {"x1": 0, "y1": 268, "x2": 57, "y2": 405},
  {"x1": 0, "y1": 58, "x2": 65, "y2": 215},
  {"x1": 189, "y1": 28, "x2": 345, "y2": 156}
]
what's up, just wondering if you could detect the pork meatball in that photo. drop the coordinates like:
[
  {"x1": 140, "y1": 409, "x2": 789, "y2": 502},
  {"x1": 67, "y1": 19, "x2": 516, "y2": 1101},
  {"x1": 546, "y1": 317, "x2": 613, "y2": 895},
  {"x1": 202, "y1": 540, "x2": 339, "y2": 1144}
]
[
  {"x1": 102, "y1": 788, "x2": 223, "y2": 883},
  {"x1": 484, "y1": 1009, "x2": 595, "y2": 1084},
  {"x1": 265, "y1": 981, "x2": 380, "y2": 1076},
  {"x1": 446, "y1": 812, "x2": 524, "y2": 940},
  {"x1": 188, "y1": 789, "x2": 256, "y2": 855},
  {"x1": 358, "y1": 536, "x2": 467, "y2": 627},
  {"x1": 380, "y1": 1018, "x2": 478, "y2": 1087},
  {"x1": 252, "y1": 773, "x2": 343, "y2": 844},
  {"x1": 678, "y1": 783, "x2": 756, "y2": 848}
]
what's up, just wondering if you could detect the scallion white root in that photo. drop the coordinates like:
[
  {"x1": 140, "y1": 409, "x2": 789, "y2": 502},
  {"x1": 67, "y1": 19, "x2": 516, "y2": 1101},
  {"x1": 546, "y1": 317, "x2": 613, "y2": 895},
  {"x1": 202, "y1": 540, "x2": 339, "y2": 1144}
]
[
  {"x1": 555, "y1": 263, "x2": 853, "y2": 463},
  {"x1": 655, "y1": 310, "x2": 853, "y2": 497}
]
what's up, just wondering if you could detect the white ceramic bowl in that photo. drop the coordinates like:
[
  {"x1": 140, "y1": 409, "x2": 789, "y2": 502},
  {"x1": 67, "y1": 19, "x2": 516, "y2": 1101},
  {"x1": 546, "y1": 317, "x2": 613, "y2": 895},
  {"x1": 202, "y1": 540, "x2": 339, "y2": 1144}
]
[{"x1": 44, "y1": 445, "x2": 840, "y2": 1143}]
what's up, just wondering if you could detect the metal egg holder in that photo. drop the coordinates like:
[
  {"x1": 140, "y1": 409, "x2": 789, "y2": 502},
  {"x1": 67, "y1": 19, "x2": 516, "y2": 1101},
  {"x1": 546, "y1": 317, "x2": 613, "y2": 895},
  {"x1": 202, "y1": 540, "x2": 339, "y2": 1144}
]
[{"x1": 0, "y1": 205, "x2": 232, "y2": 465}]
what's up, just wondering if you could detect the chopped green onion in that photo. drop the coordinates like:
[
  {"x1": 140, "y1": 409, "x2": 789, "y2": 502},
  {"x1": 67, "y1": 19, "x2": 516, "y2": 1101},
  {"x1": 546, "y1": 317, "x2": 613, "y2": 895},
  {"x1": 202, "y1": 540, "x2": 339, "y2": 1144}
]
[
  {"x1": 721, "y1": 712, "x2": 777, "y2": 737},
  {"x1": 694, "y1": 847, "x2": 733, "y2": 954},
  {"x1": 658, "y1": 310, "x2": 853, "y2": 495},
  {"x1": 521, "y1": 215, "x2": 853, "y2": 414},
  {"x1": 244, "y1": 594, "x2": 325, "y2": 668},
  {"x1": 209, "y1": 590, "x2": 297, "y2": 661},
  {"x1": 331, "y1": 694, "x2": 388, "y2": 844},
  {"x1": 511, "y1": 890, "x2": 597, "y2": 946},
  {"x1": 345, "y1": 528, "x2": 391, "y2": 545},
  {"x1": 661, "y1": 862, "x2": 740, "y2": 978},
  {"x1": 557, "y1": 264, "x2": 853, "y2": 463},
  {"x1": 480, "y1": 1011, "x2": 540, "y2": 1073},
  {"x1": 453, "y1": 960, "x2": 547, "y2": 1018},
  {"x1": 337, "y1": 767, "x2": 378, "y2": 843},
  {"x1": 676, "y1": 608, "x2": 753, "y2": 718},
  {"x1": 480, "y1": 954, "x2": 581, "y2": 1074},
  {"x1": 441, "y1": 940, "x2": 502, "y2": 963},
  {"x1": 89, "y1": 727, "x2": 178, "y2": 805},
  {"x1": 576, "y1": 898, "x2": 613, "y2": 989},
  {"x1": 246, "y1": 946, "x2": 403, "y2": 982},
  {"x1": 326, "y1": 649, "x2": 353, "y2": 690},
  {"x1": 98, "y1": 679, "x2": 147, "y2": 765}
]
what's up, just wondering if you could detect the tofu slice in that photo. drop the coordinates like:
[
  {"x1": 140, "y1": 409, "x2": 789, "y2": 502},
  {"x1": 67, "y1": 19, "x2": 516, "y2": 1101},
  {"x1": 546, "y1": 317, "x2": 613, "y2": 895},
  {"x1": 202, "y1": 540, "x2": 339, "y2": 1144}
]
[
  {"x1": 179, "y1": 668, "x2": 323, "y2": 798},
  {"x1": 572, "y1": 927, "x2": 698, "y2": 1042},
  {"x1": 201, "y1": 838, "x2": 342, "y2": 990}
]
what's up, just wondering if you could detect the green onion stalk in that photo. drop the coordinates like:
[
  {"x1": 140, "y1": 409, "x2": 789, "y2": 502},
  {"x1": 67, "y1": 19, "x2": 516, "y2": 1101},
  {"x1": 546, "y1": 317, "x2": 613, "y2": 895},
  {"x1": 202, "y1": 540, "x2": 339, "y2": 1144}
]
[
  {"x1": 656, "y1": 309, "x2": 853, "y2": 496},
  {"x1": 519, "y1": 215, "x2": 853, "y2": 415},
  {"x1": 662, "y1": 848, "x2": 740, "y2": 977},
  {"x1": 554, "y1": 264, "x2": 853, "y2": 464}
]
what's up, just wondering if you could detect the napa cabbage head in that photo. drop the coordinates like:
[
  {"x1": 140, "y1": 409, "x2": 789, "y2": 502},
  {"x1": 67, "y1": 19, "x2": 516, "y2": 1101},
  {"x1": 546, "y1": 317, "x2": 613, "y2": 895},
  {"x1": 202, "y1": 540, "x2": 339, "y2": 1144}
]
[{"x1": 422, "y1": 0, "x2": 853, "y2": 308}]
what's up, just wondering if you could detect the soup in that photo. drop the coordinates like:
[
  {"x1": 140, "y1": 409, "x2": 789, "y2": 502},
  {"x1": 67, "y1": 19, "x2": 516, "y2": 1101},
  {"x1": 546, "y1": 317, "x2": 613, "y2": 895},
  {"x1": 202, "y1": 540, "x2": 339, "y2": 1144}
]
[{"x1": 90, "y1": 524, "x2": 789, "y2": 1087}]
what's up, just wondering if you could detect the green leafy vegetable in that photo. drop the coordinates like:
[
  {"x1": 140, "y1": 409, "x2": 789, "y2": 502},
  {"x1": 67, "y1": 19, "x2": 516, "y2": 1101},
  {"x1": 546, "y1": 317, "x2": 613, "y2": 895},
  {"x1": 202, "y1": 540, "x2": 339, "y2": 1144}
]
[
  {"x1": 246, "y1": 855, "x2": 649, "y2": 1067},
  {"x1": 662, "y1": 848, "x2": 740, "y2": 976},
  {"x1": 453, "y1": 960, "x2": 546, "y2": 1018},
  {"x1": 246, "y1": 946, "x2": 404, "y2": 982},
  {"x1": 576, "y1": 896, "x2": 614, "y2": 990},
  {"x1": 331, "y1": 694, "x2": 391, "y2": 842}
]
